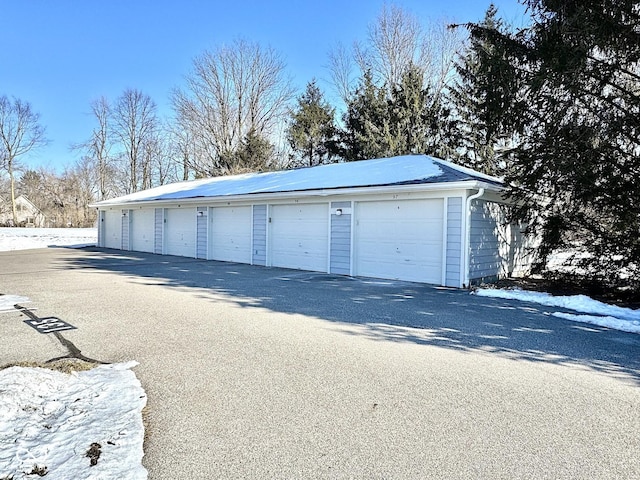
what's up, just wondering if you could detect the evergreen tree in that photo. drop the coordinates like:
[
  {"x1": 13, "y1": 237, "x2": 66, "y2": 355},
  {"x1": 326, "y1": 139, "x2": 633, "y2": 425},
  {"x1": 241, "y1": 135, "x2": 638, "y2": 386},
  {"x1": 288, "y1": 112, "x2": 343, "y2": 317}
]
[
  {"x1": 232, "y1": 129, "x2": 275, "y2": 173},
  {"x1": 466, "y1": 0, "x2": 640, "y2": 289},
  {"x1": 388, "y1": 64, "x2": 453, "y2": 158},
  {"x1": 340, "y1": 67, "x2": 453, "y2": 161},
  {"x1": 286, "y1": 80, "x2": 337, "y2": 167},
  {"x1": 340, "y1": 71, "x2": 391, "y2": 161},
  {"x1": 449, "y1": 5, "x2": 517, "y2": 176}
]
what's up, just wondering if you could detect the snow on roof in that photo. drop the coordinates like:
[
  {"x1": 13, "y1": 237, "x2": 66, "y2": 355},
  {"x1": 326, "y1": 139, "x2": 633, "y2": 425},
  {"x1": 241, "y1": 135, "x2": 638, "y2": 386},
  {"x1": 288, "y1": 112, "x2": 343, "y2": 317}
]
[{"x1": 95, "y1": 154, "x2": 502, "y2": 206}]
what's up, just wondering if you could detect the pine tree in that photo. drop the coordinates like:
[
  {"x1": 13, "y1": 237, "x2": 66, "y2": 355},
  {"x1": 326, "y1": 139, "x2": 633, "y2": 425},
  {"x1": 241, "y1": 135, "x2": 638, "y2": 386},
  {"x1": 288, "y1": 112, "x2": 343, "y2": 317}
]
[
  {"x1": 449, "y1": 5, "x2": 517, "y2": 176},
  {"x1": 466, "y1": 0, "x2": 640, "y2": 289},
  {"x1": 233, "y1": 129, "x2": 275, "y2": 173},
  {"x1": 340, "y1": 71, "x2": 391, "y2": 161},
  {"x1": 340, "y1": 67, "x2": 453, "y2": 161},
  {"x1": 388, "y1": 64, "x2": 453, "y2": 158},
  {"x1": 287, "y1": 80, "x2": 337, "y2": 167}
]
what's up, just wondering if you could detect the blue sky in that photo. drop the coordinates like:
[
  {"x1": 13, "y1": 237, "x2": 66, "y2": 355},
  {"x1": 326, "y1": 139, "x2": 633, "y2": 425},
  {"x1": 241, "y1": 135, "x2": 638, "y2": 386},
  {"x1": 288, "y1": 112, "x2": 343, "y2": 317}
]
[{"x1": 0, "y1": 0, "x2": 528, "y2": 172}]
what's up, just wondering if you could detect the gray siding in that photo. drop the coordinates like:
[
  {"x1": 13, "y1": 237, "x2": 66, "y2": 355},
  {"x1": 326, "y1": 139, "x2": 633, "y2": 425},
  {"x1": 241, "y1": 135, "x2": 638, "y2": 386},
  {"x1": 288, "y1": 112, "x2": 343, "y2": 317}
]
[
  {"x1": 330, "y1": 201, "x2": 351, "y2": 275},
  {"x1": 121, "y1": 210, "x2": 130, "y2": 250},
  {"x1": 469, "y1": 200, "x2": 502, "y2": 281},
  {"x1": 252, "y1": 204, "x2": 267, "y2": 266},
  {"x1": 445, "y1": 197, "x2": 463, "y2": 287},
  {"x1": 469, "y1": 200, "x2": 533, "y2": 283},
  {"x1": 98, "y1": 210, "x2": 104, "y2": 247},
  {"x1": 196, "y1": 207, "x2": 208, "y2": 259},
  {"x1": 154, "y1": 208, "x2": 163, "y2": 254}
]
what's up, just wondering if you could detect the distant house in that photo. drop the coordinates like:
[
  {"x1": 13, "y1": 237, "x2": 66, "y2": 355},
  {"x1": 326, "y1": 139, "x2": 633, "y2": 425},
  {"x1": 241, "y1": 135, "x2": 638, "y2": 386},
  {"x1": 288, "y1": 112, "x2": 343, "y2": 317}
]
[
  {"x1": 93, "y1": 154, "x2": 535, "y2": 288},
  {"x1": 0, "y1": 195, "x2": 47, "y2": 227}
]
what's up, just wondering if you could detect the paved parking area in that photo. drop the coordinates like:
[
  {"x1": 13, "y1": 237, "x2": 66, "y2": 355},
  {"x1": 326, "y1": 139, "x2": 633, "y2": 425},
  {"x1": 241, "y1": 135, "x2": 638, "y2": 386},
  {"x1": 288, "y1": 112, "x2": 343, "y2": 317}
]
[{"x1": 1, "y1": 247, "x2": 639, "y2": 479}]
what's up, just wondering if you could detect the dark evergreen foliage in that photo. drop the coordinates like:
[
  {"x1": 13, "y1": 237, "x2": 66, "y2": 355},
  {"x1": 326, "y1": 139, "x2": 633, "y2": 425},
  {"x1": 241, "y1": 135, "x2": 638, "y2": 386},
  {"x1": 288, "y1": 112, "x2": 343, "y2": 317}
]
[
  {"x1": 449, "y1": 5, "x2": 518, "y2": 176},
  {"x1": 286, "y1": 80, "x2": 338, "y2": 167},
  {"x1": 339, "y1": 71, "x2": 391, "y2": 161},
  {"x1": 233, "y1": 129, "x2": 275, "y2": 172},
  {"x1": 465, "y1": 0, "x2": 640, "y2": 289},
  {"x1": 339, "y1": 67, "x2": 453, "y2": 161}
]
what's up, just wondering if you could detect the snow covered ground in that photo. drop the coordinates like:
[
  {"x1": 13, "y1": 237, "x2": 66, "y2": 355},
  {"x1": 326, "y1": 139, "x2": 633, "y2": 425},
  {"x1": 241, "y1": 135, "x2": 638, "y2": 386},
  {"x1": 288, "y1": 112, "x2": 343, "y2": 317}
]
[
  {"x1": 1, "y1": 285, "x2": 146, "y2": 478},
  {"x1": 0, "y1": 294, "x2": 30, "y2": 313},
  {"x1": 475, "y1": 288, "x2": 640, "y2": 334},
  {"x1": 0, "y1": 362, "x2": 147, "y2": 479},
  {"x1": 0, "y1": 227, "x2": 97, "y2": 252}
]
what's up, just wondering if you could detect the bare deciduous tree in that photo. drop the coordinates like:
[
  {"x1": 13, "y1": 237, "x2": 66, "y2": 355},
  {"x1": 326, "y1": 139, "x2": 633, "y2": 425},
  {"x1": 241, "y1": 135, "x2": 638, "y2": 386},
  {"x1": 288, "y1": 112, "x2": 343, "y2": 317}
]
[
  {"x1": 112, "y1": 89, "x2": 158, "y2": 193},
  {"x1": 88, "y1": 97, "x2": 112, "y2": 199},
  {"x1": 327, "y1": 42, "x2": 356, "y2": 105},
  {"x1": 18, "y1": 162, "x2": 97, "y2": 227},
  {"x1": 172, "y1": 39, "x2": 294, "y2": 176},
  {"x1": 73, "y1": 96, "x2": 114, "y2": 200},
  {"x1": 165, "y1": 122, "x2": 195, "y2": 181},
  {"x1": 328, "y1": 5, "x2": 463, "y2": 102},
  {"x1": 421, "y1": 18, "x2": 464, "y2": 98},
  {"x1": 355, "y1": 4, "x2": 422, "y2": 88},
  {"x1": 63, "y1": 157, "x2": 98, "y2": 227},
  {"x1": 0, "y1": 95, "x2": 47, "y2": 225},
  {"x1": 141, "y1": 126, "x2": 178, "y2": 188}
]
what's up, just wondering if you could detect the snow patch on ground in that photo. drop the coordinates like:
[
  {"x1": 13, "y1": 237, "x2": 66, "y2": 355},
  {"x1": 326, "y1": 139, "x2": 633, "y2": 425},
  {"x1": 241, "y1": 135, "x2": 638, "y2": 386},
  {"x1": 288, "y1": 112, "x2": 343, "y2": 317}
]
[
  {"x1": 551, "y1": 312, "x2": 640, "y2": 334},
  {"x1": 475, "y1": 288, "x2": 640, "y2": 333},
  {"x1": 0, "y1": 228, "x2": 97, "y2": 251},
  {"x1": 0, "y1": 294, "x2": 30, "y2": 312},
  {"x1": 0, "y1": 362, "x2": 147, "y2": 479}
]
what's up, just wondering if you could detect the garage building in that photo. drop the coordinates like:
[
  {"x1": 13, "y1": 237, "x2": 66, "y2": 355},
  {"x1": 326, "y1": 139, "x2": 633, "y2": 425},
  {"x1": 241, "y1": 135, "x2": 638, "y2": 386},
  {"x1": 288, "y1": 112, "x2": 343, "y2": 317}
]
[{"x1": 93, "y1": 155, "x2": 533, "y2": 288}]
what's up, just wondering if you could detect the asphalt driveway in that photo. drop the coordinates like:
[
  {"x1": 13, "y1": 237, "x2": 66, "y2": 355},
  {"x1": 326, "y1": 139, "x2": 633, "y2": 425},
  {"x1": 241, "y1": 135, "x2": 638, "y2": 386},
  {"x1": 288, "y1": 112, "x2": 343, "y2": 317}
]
[{"x1": 1, "y1": 247, "x2": 639, "y2": 479}]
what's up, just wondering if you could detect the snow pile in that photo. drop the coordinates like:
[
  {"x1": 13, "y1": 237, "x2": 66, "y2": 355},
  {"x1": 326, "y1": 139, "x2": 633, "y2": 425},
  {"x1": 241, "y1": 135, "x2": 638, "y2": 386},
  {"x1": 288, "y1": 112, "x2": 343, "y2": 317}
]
[
  {"x1": 475, "y1": 288, "x2": 640, "y2": 334},
  {"x1": 0, "y1": 227, "x2": 97, "y2": 252},
  {"x1": 0, "y1": 294, "x2": 30, "y2": 313},
  {"x1": 0, "y1": 362, "x2": 147, "y2": 479}
]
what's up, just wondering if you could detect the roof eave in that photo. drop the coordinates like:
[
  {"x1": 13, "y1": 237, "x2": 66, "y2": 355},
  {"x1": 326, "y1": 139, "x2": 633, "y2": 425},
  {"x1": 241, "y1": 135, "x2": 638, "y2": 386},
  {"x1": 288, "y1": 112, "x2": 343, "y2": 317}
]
[{"x1": 91, "y1": 180, "x2": 502, "y2": 209}]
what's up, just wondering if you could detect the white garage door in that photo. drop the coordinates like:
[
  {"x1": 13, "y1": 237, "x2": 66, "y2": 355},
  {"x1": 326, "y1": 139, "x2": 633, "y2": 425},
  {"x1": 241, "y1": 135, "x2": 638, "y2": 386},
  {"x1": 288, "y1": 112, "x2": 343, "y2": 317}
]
[
  {"x1": 165, "y1": 208, "x2": 196, "y2": 257},
  {"x1": 130, "y1": 209, "x2": 155, "y2": 253},
  {"x1": 210, "y1": 206, "x2": 252, "y2": 264},
  {"x1": 103, "y1": 210, "x2": 121, "y2": 249},
  {"x1": 270, "y1": 203, "x2": 328, "y2": 272},
  {"x1": 354, "y1": 199, "x2": 444, "y2": 283}
]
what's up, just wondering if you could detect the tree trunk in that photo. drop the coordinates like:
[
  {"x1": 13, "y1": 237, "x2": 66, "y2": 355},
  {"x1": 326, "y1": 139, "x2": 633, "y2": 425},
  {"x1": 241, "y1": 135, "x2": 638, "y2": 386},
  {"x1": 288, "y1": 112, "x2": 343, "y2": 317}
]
[
  {"x1": 130, "y1": 154, "x2": 137, "y2": 193},
  {"x1": 183, "y1": 153, "x2": 189, "y2": 181},
  {"x1": 9, "y1": 160, "x2": 17, "y2": 226},
  {"x1": 99, "y1": 157, "x2": 107, "y2": 200}
]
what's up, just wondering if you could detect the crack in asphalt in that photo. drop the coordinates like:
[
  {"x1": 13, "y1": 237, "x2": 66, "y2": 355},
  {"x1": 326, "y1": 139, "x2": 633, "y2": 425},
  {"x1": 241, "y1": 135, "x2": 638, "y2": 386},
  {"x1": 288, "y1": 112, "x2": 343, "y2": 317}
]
[{"x1": 14, "y1": 304, "x2": 108, "y2": 365}]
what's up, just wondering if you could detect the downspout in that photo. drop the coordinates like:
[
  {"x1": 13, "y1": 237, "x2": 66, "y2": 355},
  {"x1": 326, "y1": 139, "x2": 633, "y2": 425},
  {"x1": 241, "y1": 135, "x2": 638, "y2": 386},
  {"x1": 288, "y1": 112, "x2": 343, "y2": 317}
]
[{"x1": 463, "y1": 188, "x2": 485, "y2": 289}]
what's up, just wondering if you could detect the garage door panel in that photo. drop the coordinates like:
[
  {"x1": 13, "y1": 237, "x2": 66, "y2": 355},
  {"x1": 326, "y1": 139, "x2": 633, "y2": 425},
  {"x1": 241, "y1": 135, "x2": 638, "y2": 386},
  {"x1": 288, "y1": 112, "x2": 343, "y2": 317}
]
[
  {"x1": 104, "y1": 211, "x2": 121, "y2": 249},
  {"x1": 210, "y1": 206, "x2": 252, "y2": 264},
  {"x1": 355, "y1": 199, "x2": 443, "y2": 283},
  {"x1": 130, "y1": 209, "x2": 155, "y2": 253},
  {"x1": 271, "y1": 204, "x2": 328, "y2": 272},
  {"x1": 165, "y1": 208, "x2": 196, "y2": 257}
]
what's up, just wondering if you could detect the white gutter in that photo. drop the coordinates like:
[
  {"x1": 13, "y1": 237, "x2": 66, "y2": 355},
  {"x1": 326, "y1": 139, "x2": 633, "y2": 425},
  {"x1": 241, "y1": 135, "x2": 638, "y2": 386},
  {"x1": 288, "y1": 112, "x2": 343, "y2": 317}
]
[{"x1": 463, "y1": 188, "x2": 485, "y2": 289}]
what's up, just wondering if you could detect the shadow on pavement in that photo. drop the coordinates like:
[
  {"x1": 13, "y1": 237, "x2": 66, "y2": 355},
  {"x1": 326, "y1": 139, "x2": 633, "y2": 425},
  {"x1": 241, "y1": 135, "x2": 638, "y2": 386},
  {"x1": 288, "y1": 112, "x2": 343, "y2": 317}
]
[{"x1": 60, "y1": 247, "x2": 640, "y2": 385}]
